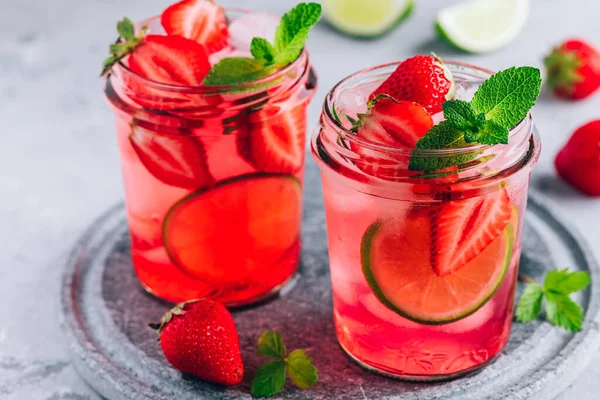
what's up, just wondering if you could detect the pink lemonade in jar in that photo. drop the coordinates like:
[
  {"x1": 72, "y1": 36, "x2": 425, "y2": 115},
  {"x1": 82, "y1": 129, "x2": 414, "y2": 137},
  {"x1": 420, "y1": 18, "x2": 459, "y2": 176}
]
[
  {"x1": 103, "y1": 1, "x2": 318, "y2": 305},
  {"x1": 313, "y1": 59, "x2": 541, "y2": 380}
]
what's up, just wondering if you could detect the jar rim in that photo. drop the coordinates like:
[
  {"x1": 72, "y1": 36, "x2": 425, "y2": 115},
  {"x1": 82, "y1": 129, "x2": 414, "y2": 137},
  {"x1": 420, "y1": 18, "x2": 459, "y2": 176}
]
[
  {"x1": 322, "y1": 60, "x2": 532, "y2": 157},
  {"x1": 110, "y1": 10, "x2": 310, "y2": 95}
]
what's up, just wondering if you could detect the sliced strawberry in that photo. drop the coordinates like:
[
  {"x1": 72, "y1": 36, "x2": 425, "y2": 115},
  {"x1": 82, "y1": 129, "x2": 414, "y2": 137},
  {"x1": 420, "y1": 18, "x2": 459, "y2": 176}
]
[
  {"x1": 350, "y1": 96, "x2": 433, "y2": 180},
  {"x1": 236, "y1": 103, "x2": 307, "y2": 174},
  {"x1": 161, "y1": 0, "x2": 229, "y2": 55},
  {"x1": 123, "y1": 34, "x2": 219, "y2": 111},
  {"x1": 128, "y1": 35, "x2": 210, "y2": 86},
  {"x1": 429, "y1": 189, "x2": 512, "y2": 276},
  {"x1": 129, "y1": 122, "x2": 215, "y2": 189}
]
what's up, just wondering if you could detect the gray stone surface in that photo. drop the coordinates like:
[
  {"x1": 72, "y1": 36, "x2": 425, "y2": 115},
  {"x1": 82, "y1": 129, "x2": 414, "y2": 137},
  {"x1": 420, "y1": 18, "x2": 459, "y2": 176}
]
[
  {"x1": 2, "y1": 0, "x2": 600, "y2": 398},
  {"x1": 60, "y1": 161, "x2": 600, "y2": 400}
]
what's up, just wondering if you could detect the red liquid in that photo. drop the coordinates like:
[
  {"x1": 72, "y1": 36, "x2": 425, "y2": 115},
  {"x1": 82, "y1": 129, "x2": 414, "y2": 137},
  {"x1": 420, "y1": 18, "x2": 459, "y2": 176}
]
[{"x1": 106, "y1": 33, "x2": 316, "y2": 304}]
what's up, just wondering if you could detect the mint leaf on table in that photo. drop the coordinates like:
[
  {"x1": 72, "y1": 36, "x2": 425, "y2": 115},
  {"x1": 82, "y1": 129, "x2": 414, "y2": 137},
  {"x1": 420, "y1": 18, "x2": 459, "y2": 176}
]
[
  {"x1": 204, "y1": 3, "x2": 322, "y2": 87},
  {"x1": 257, "y1": 331, "x2": 286, "y2": 359},
  {"x1": 516, "y1": 269, "x2": 590, "y2": 332},
  {"x1": 471, "y1": 66, "x2": 542, "y2": 130},
  {"x1": 409, "y1": 65, "x2": 541, "y2": 174},
  {"x1": 251, "y1": 361, "x2": 287, "y2": 398},
  {"x1": 251, "y1": 330, "x2": 318, "y2": 398},
  {"x1": 285, "y1": 350, "x2": 318, "y2": 389}
]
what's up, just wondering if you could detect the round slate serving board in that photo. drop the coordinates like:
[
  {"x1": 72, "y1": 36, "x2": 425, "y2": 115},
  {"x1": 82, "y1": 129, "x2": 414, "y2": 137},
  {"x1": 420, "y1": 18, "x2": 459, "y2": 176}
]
[{"x1": 61, "y1": 159, "x2": 600, "y2": 400}]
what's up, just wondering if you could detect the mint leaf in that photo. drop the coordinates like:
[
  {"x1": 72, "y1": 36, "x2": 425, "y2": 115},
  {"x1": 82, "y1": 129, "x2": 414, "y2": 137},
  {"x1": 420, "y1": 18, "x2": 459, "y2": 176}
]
[
  {"x1": 471, "y1": 66, "x2": 542, "y2": 129},
  {"x1": 273, "y1": 3, "x2": 322, "y2": 66},
  {"x1": 117, "y1": 17, "x2": 135, "y2": 40},
  {"x1": 251, "y1": 38, "x2": 276, "y2": 65},
  {"x1": 443, "y1": 100, "x2": 483, "y2": 132},
  {"x1": 409, "y1": 121, "x2": 479, "y2": 172},
  {"x1": 545, "y1": 268, "x2": 591, "y2": 295},
  {"x1": 257, "y1": 330, "x2": 286, "y2": 359},
  {"x1": 515, "y1": 283, "x2": 544, "y2": 323},
  {"x1": 545, "y1": 292, "x2": 584, "y2": 332},
  {"x1": 251, "y1": 361, "x2": 287, "y2": 398},
  {"x1": 285, "y1": 350, "x2": 318, "y2": 389},
  {"x1": 465, "y1": 120, "x2": 509, "y2": 145},
  {"x1": 204, "y1": 58, "x2": 273, "y2": 86}
]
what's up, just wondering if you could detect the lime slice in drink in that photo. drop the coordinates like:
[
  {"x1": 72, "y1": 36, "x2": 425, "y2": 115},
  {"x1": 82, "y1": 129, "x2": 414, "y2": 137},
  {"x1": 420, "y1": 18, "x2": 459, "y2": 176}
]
[
  {"x1": 435, "y1": 0, "x2": 530, "y2": 53},
  {"x1": 163, "y1": 175, "x2": 301, "y2": 283},
  {"x1": 361, "y1": 207, "x2": 518, "y2": 324},
  {"x1": 323, "y1": 0, "x2": 414, "y2": 38}
]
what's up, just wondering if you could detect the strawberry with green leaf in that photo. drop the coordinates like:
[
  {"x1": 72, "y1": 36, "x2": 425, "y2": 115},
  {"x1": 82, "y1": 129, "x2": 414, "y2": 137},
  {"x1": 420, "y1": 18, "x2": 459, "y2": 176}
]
[
  {"x1": 544, "y1": 39, "x2": 600, "y2": 100},
  {"x1": 251, "y1": 331, "x2": 318, "y2": 398}
]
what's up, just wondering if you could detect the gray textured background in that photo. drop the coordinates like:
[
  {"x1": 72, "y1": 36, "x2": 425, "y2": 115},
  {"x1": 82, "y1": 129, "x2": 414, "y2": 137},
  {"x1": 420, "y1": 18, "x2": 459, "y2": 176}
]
[{"x1": 1, "y1": 0, "x2": 600, "y2": 398}]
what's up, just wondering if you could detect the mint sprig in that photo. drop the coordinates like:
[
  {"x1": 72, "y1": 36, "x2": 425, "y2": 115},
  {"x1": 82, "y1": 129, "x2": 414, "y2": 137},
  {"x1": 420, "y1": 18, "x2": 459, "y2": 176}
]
[
  {"x1": 409, "y1": 66, "x2": 542, "y2": 173},
  {"x1": 516, "y1": 269, "x2": 590, "y2": 332},
  {"x1": 251, "y1": 331, "x2": 318, "y2": 398},
  {"x1": 204, "y1": 3, "x2": 322, "y2": 87},
  {"x1": 101, "y1": 17, "x2": 148, "y2": 76}
]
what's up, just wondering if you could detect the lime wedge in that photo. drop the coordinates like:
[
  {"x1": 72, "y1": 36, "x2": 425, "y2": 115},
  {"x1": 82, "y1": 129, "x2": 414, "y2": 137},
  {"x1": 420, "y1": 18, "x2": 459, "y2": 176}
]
[
  {"x1": 435, "y1": 0, "x2": 529, "y2": 53},
  {"x1": 323, "y1": 0, "x2": 414, "y2": 38}
]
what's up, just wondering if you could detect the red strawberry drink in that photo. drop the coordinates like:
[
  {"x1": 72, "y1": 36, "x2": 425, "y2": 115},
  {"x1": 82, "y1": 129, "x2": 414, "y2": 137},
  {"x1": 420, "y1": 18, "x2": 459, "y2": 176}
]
[
  {"x1": 103, "y1": 1, "x2": 320, "y2": 305},
  {"x1": 312, "y1": 59, "x2": 541, "y2": 380}
]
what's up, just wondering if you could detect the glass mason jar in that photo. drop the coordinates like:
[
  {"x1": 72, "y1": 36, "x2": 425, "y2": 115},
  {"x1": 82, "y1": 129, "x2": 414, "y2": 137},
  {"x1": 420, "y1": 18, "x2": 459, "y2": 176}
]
[
  {"x1": 312, "y1": 62, "x2": 540, "y2": 380},
  {"x1": 104, "y1": 12, "x2": 317, "y2": 306}
]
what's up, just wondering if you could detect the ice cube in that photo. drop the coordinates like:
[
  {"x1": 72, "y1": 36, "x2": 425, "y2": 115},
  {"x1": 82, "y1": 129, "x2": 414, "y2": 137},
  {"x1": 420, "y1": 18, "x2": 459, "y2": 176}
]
[
  {"x1": 228, "y1": 12, "x2": 280, "y2": 51},
  {"x1": 335, "y1": 87, "x2": 367, "y2": 118}
]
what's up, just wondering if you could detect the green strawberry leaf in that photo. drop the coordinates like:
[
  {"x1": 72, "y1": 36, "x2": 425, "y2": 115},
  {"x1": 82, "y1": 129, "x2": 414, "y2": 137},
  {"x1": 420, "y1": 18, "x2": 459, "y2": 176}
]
[
  {"x1": 100, "y1": 17, "x2": 147, "y2": 76},
  {"x1": 285, "y1": 350, "x2": 318, "y2": 389},
  {"x1": 251, "y1": 37, "x2": 276, "y2": 65},
  {"x1": 273, "y1": 3, "x2": 322, "y2": 66},
  {"x1": 471, "y1": 66, "x2": 542, "y2": 129},
  {"x1": 515, "y1": 283, "x2": 544, "y2": 323},
  {"x1": 545, "y1": 292, "x2": 584, "y2": 332},
  {"x1": 204, "y1": 58, "x2": 274, "y2": 86},
  {"x1": 251, "y1": 361, "x2": 287, "y2": 398},
  {"x1": 409, "y1": 121, "x2": 479, "y2": 172},
  {"x1": 544, "y1": 268, "x2": 591, "y2": 295},
  {"x1": 257, "y1": 330, "x2": 286, "y2": 359},
  {"x1": 117, "y1": 17, "x2": 135, "y2": 41}
]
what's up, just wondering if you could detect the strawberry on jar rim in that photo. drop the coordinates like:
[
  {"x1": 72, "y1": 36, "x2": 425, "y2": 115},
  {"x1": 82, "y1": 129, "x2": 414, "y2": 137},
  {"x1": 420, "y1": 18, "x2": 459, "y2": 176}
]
[
  {"x1": 555, "y1": 120, "x2": 600, "y2": 196},
  {"x1": 370, "y1": 55, "x2": 456, "y2": 114},
  {"x1": 150, "y1": 299, "x2": 244, "y2": 386},
  {"x1": 161, "y1": 0, "x2": 229, "y2": 54},
  {"x1": 544, "y1": 39, "x2": 600, "y2": 100}
]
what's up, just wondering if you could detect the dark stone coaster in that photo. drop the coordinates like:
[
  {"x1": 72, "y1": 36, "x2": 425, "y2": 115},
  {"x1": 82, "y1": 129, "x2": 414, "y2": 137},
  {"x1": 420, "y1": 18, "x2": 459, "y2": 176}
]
[{"x1": 61, "y1": 159, "x2": 600, "y2": 400}]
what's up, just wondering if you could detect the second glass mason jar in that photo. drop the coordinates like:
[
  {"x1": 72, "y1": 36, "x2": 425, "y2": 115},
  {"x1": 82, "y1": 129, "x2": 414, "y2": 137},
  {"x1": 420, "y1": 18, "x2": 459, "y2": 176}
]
[
  {"x1": 312, "y1": 62, "x2": 540, "y2": 380},
  {"x1": 105, "y1": 12, "x2": 317, "y2": 306}
]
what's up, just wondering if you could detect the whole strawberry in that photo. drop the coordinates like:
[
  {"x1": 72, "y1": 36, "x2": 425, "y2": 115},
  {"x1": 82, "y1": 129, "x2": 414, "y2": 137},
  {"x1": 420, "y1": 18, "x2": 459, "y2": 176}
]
[
  {"x1": 151, "y1": 299, "x2": 244, "y2": 385},
  {"x1": 370, "y1": 55, "x2": 455, "y2": 113},
  {"x1": 544, "y1": 39, "x2": 600, "y2": 100},
  {"x1": 555, "y1": 120, "x2": 600, "y2": 196}
]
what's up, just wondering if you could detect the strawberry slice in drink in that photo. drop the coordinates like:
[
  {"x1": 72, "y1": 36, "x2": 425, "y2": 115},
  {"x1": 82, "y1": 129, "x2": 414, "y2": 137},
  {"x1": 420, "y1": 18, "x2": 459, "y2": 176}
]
[
  {"x1": 162, "y1": 175, "x2": 301, "y2": 283},
  {"x1": 430, "y1": 189, "x2": 513, "y2": 276},
  {"x1": 351, "y1": 96, "x2": 434, "y2": 180},
  {"x1": 161, "y1": 0, "x2": 229, "y2": 55},
  {"x1": 129, "y1": 123, "x2": 215, "y2": 190},
  {"x1": 361, "y1": 198, "x2": 518, "y2": 324},
  {"x1": 124, "y1": 35, "x2": 219, "y2": 111},
  {"x1": 236, "y1": 103, "x2": 307, "y2": 174}
]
